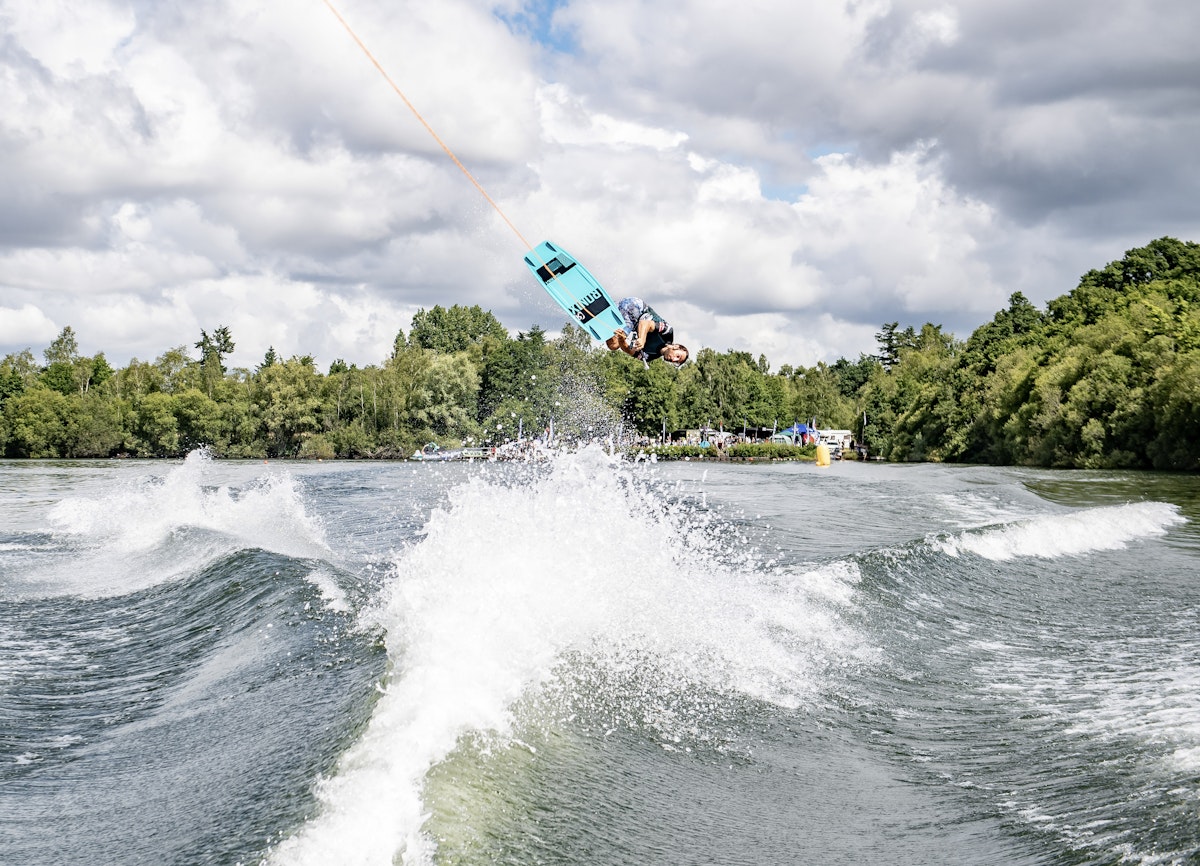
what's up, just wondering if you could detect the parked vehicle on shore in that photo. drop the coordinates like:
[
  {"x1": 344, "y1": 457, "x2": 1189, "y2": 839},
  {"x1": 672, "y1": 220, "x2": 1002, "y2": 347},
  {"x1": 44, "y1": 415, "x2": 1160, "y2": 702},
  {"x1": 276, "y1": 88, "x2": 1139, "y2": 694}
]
[{"x1": 818, "y1": 430, "x2": 854, "y2": 450}]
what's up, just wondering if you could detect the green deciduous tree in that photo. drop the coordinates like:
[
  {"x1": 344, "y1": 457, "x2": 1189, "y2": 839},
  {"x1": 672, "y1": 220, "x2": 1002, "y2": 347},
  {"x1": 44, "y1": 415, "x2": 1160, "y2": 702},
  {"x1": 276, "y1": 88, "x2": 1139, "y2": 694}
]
[
  {"x1": 408, "y1": 352, "x2": 480, "y2": 440},
  {"x1": 135, "y1": 392, "x2": 181, "y2": 456},
  {"x1": 409, "y1": 305, "x2": 508, "y2": 354},
  {"x1": 4, "y1": 388, "x2": 83, "y2": 458},
  {"x1": 155, "y1": 347, "x2": 199, "y2": 394},
  {"x1": 175, "y1": 388, "x2": 229, "y2": 451},
  {"x1": 1147, "y1": 350, "x2": 1200, "y2": 470},
  {"x1": 255, "y1": 358, "x2": 326, "y2": 457},
  {"x1": 72, "y1": 393, "x2": 128, "y2": 457},
  {"x1": 478, "y1": 326, "x2": 549, "y2": 424},
  {"x1": 44, "y1": 327, "x2": 79, "y2": 367}
]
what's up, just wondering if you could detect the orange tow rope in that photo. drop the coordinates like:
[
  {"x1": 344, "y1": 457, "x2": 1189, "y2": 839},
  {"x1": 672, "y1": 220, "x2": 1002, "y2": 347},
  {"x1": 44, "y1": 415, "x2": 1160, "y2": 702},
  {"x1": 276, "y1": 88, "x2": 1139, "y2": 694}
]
[{"x1": 321, "y1": 0, "x2": 536, "y2": 253}]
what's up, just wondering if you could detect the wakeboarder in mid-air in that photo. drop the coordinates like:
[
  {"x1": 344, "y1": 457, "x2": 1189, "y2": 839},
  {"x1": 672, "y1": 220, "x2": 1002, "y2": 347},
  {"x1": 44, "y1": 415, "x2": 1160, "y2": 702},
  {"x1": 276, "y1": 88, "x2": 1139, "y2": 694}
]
[{"x1": 606, "y1": 297, "x2": 689, "y2": 366}]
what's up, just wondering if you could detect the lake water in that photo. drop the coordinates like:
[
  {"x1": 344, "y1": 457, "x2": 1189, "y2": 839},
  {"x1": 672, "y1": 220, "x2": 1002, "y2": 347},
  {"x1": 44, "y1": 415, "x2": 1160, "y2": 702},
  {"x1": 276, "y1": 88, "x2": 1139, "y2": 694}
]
[{"x1": 2, "y1": 449, "x2": 1197, "y2": 865}]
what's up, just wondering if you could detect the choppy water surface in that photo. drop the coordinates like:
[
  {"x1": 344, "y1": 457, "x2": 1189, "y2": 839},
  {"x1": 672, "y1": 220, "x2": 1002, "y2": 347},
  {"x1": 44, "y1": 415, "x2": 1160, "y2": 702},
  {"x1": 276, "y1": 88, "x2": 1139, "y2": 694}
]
[{"x1": 1, "y1": 451, "x2": 1196, "y2": 865}]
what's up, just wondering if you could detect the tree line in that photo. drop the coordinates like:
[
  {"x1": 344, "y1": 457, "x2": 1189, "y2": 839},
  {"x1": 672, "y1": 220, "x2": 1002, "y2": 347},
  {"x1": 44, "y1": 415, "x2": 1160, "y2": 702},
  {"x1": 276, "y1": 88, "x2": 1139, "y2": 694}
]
[{"x1": 2, "y1": 237, "x2": 1197, "y2": 470}]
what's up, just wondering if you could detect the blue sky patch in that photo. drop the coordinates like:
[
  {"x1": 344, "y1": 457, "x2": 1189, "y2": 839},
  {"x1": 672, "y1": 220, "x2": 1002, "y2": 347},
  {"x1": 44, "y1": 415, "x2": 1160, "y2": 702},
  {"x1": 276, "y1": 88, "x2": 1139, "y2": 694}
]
[
  {"x1": 494, "y1": 0, "x2": 578, "y2": 54},
  {"x1": 762, "y1": 181, "x2": 810, "y2": 203}
]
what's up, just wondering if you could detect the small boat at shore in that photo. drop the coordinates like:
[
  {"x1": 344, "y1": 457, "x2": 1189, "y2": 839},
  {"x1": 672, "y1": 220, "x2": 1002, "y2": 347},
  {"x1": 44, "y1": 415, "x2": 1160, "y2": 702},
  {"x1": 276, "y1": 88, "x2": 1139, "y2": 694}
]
[{"x1": 409, "y1": 443, "x2": 492, "y2": 462}]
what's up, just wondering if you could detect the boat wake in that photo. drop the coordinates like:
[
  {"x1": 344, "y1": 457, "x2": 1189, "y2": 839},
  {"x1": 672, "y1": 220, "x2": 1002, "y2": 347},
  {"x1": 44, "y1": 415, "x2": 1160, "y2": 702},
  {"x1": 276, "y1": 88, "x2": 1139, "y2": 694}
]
[
  {"x1": 930, "y1": 500, "x2": 1184, "y2": 561},
  {"x1": 28, "y1": 450, "x2": 330, "y2": 599},
  {"x1": 267, "y1": 446, "x2": 872, "y2": 865}
]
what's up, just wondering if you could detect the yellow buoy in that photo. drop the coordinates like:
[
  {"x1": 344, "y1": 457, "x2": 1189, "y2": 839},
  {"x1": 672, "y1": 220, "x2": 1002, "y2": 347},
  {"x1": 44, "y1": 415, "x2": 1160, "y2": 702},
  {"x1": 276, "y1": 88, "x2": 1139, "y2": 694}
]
[{"x1": 815, "y1": 443, "x2": 831, "y2": 466}]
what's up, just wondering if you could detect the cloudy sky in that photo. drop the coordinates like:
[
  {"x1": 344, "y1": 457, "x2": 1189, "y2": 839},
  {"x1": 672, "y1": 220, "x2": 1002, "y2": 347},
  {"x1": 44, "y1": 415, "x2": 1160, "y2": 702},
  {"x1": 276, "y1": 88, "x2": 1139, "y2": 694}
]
[{"x1": 2, "y1": 0, "x2": 1198, "y2": 371}]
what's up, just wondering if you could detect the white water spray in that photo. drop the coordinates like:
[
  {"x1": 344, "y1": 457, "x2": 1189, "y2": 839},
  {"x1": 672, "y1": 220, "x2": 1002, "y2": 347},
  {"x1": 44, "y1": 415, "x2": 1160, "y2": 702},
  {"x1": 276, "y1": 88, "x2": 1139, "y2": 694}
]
[{"x1": 268, "y1": 447, "x2": 867, "y2": 865}]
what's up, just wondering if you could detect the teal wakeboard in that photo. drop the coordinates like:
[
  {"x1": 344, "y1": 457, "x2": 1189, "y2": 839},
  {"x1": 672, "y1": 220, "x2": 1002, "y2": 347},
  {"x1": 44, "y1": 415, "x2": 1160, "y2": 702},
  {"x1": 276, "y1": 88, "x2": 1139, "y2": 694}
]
[{"x1": 524, "y1": 241, "x2": 624, "y2": 342}]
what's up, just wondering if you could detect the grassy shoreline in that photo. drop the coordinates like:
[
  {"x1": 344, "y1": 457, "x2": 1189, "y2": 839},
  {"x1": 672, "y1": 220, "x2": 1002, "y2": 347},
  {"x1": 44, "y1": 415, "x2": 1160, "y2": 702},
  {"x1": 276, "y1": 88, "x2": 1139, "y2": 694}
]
[{"x1": 632, "y1": 442, "x2": 841, "y2": 462}]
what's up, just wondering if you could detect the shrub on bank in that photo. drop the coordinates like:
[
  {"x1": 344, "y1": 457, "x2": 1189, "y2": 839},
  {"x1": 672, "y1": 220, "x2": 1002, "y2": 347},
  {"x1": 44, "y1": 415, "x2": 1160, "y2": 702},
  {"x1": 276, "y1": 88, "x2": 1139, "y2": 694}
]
[
  {"x1": 727, "y1": 442, "x2": 813, "y2": 460},
  {"x1": 636, "y1": 444, "x2": 712, "y2": 460}
]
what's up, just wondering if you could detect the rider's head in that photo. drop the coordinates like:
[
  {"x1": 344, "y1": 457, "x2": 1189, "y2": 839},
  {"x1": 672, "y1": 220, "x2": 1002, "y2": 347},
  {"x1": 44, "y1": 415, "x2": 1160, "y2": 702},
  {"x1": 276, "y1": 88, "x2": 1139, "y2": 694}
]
[{"x1": 662, "y1": 344, "x2": 689, "y2": 366}]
